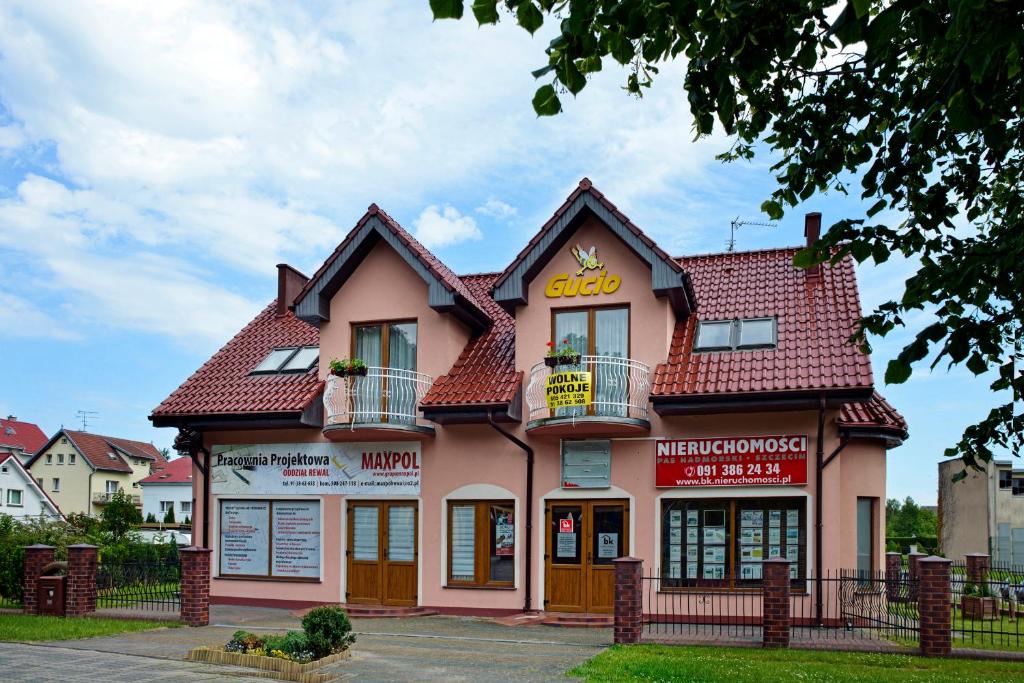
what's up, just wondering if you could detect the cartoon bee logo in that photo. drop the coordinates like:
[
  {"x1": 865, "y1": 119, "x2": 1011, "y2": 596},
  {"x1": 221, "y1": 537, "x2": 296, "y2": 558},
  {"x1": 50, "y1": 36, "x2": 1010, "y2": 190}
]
[{"x1": 570, "y1": 244, "x2": 604, "y2": 276}]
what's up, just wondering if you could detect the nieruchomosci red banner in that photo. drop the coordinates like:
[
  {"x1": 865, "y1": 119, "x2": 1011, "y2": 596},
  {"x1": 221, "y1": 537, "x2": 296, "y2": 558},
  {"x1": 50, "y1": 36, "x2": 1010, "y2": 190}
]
[{"x1": 655, "y1": 435, "x2": 808, "y2": 487}]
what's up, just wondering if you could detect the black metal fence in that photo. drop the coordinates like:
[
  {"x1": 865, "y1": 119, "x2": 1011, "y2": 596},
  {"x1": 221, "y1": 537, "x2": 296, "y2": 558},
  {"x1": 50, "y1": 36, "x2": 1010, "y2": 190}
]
[
  {"x1": 0, "y1": 594, "x2": 20, "y2": 610},
  {"x1": 97, "y1": 556, "x2": 181, "y2": 612},
  {"x1": 642, "y1": 570, "x2": 919, "y2": 644},
  {"x1": 950, "y1": 561, "x2": 1024, "y2": 650}
]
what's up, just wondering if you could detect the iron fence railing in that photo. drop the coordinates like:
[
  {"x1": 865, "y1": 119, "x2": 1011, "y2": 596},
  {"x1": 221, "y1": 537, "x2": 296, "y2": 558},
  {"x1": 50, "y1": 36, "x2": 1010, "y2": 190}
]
[
  {"x1": 949, "y1": 561, "x2": 1024, "y2": 650},
  {"x1": 323, "y1": 369, "x2": 433, "y2": 427},
  {"x1": 526, "y1": 355, "x2": 651, "y2": 423},
  {"x1": 642, "y1": 570, "x2": 920, "y2": 644},
  {"x1": 96, "y1": 557, "x2": 180, "y2": 612}
]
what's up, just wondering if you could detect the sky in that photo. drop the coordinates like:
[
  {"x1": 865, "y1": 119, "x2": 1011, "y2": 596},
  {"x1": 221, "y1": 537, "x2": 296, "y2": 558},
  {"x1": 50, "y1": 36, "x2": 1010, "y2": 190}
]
[{"x1": 0, "y1": 1, "x2": 1007, "y2": 505}]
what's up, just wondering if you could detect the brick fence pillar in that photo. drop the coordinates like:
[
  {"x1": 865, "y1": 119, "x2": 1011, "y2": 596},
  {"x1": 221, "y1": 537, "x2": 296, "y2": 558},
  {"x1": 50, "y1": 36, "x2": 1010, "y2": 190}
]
[
  {"x1": 179, "y1": 546, "x2": 212, "y2": 627},
  {"x1": 762, "y1": 558, "x2": 791, "y2": 648},
  {"x1": 613, "y1": 557, "x2": 643, "y2": 645},
  {"x1": 907, "y1": 551, "x2": 925, "y2": 602},
  {"x1": 886, "y1": 552, "x2": 903, "y2": 602},
  {"x1": 918, "y1": 556, "x2": 952, "y2": 657},
  {"x1": 66, "y1": 544, "x2": 98, "y2": 616},
  {"x1": 964, "y1": 553, "x2": 990, "y2": 586},
  {"x1": 23, "y1": 544, "x2": 55, "y2": 615}
]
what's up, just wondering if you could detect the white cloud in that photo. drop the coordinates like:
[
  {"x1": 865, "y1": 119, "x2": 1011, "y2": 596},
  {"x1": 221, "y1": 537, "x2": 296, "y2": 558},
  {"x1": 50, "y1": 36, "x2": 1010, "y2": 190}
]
[
  {"x1": 0, "y1": 124, "x2": 24, "y2": 150},
  {"x1": 476, "y1": 199, "x2": 517, "y2": 220},
  {"x1": 0, "y1": 291, "x2": 79, "y2": 340},
  {"x1": 413, "y1": 205, "x2": 483, "y2": 250}
]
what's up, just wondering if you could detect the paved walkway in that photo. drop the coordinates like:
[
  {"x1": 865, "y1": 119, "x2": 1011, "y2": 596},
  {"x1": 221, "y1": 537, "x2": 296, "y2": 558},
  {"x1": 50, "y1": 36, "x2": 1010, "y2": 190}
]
[{"x1": 5, "y1": 606, "x2": 610, "y2": 682}]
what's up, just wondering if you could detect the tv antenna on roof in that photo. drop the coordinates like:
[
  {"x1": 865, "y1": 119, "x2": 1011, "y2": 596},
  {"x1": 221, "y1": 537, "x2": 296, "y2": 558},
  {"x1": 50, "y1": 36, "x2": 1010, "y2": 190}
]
[
  {"x1": 728, "y1": 216, "x2": 777, "y2": 252},
  {"x1": 76, "y1": 410, "x2": 98, "y2": 431}
]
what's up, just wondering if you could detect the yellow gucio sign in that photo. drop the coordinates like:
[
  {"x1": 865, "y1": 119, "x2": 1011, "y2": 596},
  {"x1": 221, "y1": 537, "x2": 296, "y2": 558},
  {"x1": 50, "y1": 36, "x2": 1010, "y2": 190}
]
[
  {"x1": 545, "y1": 371, "x2": 593, "y2": 410},
  {"x1": 545, "y1": 244, "x2": 621, "y2": 298}
]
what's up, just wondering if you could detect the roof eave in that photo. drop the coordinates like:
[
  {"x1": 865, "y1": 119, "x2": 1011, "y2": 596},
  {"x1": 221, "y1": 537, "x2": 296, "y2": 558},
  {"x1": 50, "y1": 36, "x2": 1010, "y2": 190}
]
[{"x1": 651, "y1": 387, "x2": 874, "y2": 415}]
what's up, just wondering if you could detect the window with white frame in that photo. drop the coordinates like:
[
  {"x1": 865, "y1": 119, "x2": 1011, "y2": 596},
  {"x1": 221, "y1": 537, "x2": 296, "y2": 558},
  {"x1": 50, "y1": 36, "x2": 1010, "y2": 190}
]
[
  {"x1": 46, "y1": 454, "x2": 52, "y2": 464},
  {"x1": 160, "y1": 501, "x2": 174, "y2": 513},
  {"x1": 180, "y1": 501, "x2": 192, "y2": 514},
  {"x1": 447, "y1": 500, "x2": 515, "y2": 587},
  {"x1": 7, "y1": 489, "x2": 22, "y2": 507},
  {"x1": 69, "y1": 453, "x2": 76, "y2": 465},
  {"x1": 694, "y1": 318, "x2": 777, "y2": 351},
  {"x1": 57, "y1": 454, "x2": 64, "y2": 465},
  {"x1": 52, "y1": 478, "x2": 60, "y2": 493}
]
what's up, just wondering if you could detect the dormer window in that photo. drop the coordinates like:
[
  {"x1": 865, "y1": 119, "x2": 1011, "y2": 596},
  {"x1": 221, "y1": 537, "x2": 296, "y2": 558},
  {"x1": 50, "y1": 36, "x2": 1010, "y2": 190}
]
[
  {"x1": 252, "y1": 346, "x2": 319, "y2": 374},
  {"x1": 694, "y1": 318, "x2": 777, "y2": 352}
]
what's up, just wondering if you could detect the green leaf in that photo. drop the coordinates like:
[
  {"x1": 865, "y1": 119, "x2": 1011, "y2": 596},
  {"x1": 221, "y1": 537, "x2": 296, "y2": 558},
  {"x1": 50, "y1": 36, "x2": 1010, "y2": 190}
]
[
  {"x1": 471, "y1": 0, "x2": 499, "y2": 24},
  {"x1": 866, "y1": 199, "x2": 886, "y2": 217},
  {"x1": 559, "y1": 57, "x2": 586, "y2": 95},
  {"x1": 516, "y1": 2, "x2": 544, "y2": 34},
  {"x1": 884, "y1": 358, "x2": 912, "y2": 385},
  {"x1": 429, "y1": 0, "x2": 464, "y2": 20},
  {"x1": 852, "y1": 0, "x2": 871, "y2": 19},
  {"x1": 792, "y1": 247, "x2": 819, "y2": 269},
  {"x1": 532, "y1": 84, "x2": 562, "y2": 116},
  {"x1": 966, "y1": 353, "x2": 988, "y2": 375},
  {"x1": 761, "y1": 200, "x2": 784, "y2": 220}
]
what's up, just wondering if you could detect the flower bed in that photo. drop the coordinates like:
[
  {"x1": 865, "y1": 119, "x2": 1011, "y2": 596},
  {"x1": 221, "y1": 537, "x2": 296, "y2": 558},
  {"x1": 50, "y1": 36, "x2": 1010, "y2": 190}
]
[{"x1": 187, "y1": 605, "x2": 355, "y2": 683}]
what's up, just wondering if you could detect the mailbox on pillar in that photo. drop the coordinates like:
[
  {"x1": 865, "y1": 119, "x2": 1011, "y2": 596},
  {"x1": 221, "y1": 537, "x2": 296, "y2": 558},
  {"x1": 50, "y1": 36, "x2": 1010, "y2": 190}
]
[{"x1": 38, "y1": 575, "x2": 66, "y2": 616}]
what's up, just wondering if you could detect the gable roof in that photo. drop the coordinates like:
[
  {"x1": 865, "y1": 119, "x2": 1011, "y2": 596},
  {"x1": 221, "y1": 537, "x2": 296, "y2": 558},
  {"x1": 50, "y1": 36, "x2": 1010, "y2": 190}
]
[
  {"x1": 151, "y1": 303, "x2": 321, "y2": 427},
  {"x1": 1, "y1": 453, "x2": 66, "y2": 519},
  {"x1": 29, "y1": 429, "x2": 167, "y2": 473},
  {"x1": 491, "y1": 179, "x2": 696, "y2": 316},
  {"x1": 650, "y1": 246, "x2": 874, "y2": 408},
  {"x1": 420, "y1": 273, "x2": 520, "y2": 411},
  {"x1": 0, "y1": 417, "x2": 48, "y2": 455},
  {"x1": 139, "y1": 456, "x2": 193, "y2": 485},
  {"x1": 293, "y1": 205, "x2": 491, "y2": 333},
  {"x1": 838, "y1": 391, "x2": 908, "y2": 446}
]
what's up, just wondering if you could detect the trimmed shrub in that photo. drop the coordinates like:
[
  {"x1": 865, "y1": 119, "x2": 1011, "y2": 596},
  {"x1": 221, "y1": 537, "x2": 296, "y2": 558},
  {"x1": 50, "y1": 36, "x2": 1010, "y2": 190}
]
[{"x1": 301, "y1": 605, "x2": 355, "y2": 658}]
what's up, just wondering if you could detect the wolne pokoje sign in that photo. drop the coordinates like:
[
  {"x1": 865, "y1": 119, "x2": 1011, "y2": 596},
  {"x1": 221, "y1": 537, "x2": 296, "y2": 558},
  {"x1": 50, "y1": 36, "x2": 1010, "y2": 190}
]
[{"x1": 545, "y1": 371, "x2": 592, "y2": 410}]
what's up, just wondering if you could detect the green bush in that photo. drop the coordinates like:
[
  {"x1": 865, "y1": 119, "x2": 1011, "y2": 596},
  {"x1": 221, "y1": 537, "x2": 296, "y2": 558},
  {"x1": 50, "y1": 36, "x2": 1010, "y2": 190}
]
[
  {"x1": 300, "y1": 606, "x2": 354, "y2": 658},
  {"x1": 163, "y1": 507, "x2": 176, "y2": 524},
  {"x1": 145, "y1": 513, "x2": 157, "y2": 523}
]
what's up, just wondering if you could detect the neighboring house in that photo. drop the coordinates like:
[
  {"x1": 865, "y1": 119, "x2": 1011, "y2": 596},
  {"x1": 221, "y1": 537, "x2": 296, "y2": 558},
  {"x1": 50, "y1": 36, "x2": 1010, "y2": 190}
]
[
  {"x1": 0, "y1": 416, "x2": 48, "y2": 465},
  {"x1": 140, "y1": 456, "x2": 193, "y2": 523},
  {"x1": 0, "y1": 453, "x2": 63, "y2": 520},
  {"x1": 26, "y1": 429, "x2": 167, "y2": 517},
  {"x1": 940, "y1": 458, "x2": 1024, "y2": 564}
]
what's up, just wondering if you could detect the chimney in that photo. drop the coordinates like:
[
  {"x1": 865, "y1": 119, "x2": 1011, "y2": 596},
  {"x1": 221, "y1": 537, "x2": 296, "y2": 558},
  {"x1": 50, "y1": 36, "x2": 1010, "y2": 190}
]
[
  {"x1": 276, "y1": 264, "x2": 310, "y2": 318},
  {"x1": 804, "y1": 212, "x2": 822, "y2": 281},
  {"x1": 5, "y1": 415, "x2": 14, "y2": 421}
]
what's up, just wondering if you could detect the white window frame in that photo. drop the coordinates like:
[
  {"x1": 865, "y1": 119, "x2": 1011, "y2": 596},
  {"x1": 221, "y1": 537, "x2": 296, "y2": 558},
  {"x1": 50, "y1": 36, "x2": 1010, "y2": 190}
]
[
  {"x1": 694, "y1": 318, "x2": 777, "y2": 352},
  {"x1": 105, "y1": 480, "x2": 119, "y2": 494},
  {"x1": 160, "y1": 500, "x2": 174, "y2": 513},
  {"x1": 180, "y1": 500, "x2": 192, "y2": 514},
  {"x1": 6, "y1": 489, "x2": 22, "y2": 507},
  {"x1": 52, "y1": 478, "x2": 60, "y2": 493},
  {"x1": 69, "y1": 453, "x2": 76, "y2": 465},
  {"x1": 57, "y1": 454, "x2": 64, "y2": 465},
  {"x1": 46, "y1": 454, "x2": 53, "y2": 464}
]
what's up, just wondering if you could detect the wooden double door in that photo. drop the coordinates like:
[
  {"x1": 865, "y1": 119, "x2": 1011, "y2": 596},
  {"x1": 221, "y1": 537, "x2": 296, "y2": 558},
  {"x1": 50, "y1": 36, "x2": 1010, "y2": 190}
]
[
  {"x1": 545, "y1": 500, "x2": 629, "y2": 613},
  {"x1": 346, "y1": 501, "x2": 417, "y2": 606}
]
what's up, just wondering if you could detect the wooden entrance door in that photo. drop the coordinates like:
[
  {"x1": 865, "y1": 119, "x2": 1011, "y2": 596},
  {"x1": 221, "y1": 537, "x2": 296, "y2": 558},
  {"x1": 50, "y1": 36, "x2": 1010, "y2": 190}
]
[
  {"x1": 545, "y1": 500, "x2": 628, "y2": 613},
  {"x1": 346, "y1": 501, "x2": 418, "y2": 606}
]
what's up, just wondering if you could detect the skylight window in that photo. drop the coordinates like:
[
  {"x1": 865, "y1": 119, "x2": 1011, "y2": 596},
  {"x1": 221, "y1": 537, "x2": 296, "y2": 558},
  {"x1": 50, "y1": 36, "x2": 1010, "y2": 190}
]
[
  {"x1": 694, "y1": 318, "x2": 777, "y2": 352},
  {"x1": 251, "y1": 346, "x2": 319, "y2": 374}
]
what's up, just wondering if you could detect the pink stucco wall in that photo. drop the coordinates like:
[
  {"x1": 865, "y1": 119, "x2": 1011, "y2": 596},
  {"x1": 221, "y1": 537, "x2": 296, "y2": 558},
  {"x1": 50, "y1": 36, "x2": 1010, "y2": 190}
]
[{"x1": 190, "y1": 220, "x2": 890, "y2": 613}]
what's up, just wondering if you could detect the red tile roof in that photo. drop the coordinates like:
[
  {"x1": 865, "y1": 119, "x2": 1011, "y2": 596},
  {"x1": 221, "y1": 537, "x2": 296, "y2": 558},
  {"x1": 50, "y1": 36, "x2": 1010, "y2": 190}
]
[
  {"x1": 838, "y1": 392, "x2": 908, "y2": 437},
  {"x1": 421, "y1": 273, "x2": 521, "y2": 407},
  {"x1": 139, "y1": 456, "x2": 193, "y2": 484},
  {"x1": 651, "y1": 247, "x2": 874, "y2": 397},
  {"x1": 151, "y1": 303, "x2": 322, "y2": 418},
  {"x1": 0, "y1": 417, "x2": 48, "y2": 455},
  {"x1": 294, "y1": 204, "x2": 488, "y2": 325},
  {"x1": 61, "y1": 430, "x2": 167, "y2": 473}
]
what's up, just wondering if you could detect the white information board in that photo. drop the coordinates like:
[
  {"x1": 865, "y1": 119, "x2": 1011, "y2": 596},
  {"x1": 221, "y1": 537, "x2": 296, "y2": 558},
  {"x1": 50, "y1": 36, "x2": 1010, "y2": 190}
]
[
  {"x1": 220, "y1": 501, "x2": 270, "y2": 576},
  {"x1": 271, "y1": 501, "x2": 321, "y2": 578}
]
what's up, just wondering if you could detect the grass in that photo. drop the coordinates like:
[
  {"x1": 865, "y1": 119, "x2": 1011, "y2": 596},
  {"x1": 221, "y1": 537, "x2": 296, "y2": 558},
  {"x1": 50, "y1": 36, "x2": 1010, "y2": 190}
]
[
  {"x1": 0, "y1": 614, "x2": 176, "y2": 642},
  {"x1": 951, "y1": 611, "x2": 1024, "y2": 652},
  {"x1": 96, "y1": 581, "x2": 179, "y2": 608},
  {"x1": 567, "y1": 644, "x2": 1024, "y2": 682}
]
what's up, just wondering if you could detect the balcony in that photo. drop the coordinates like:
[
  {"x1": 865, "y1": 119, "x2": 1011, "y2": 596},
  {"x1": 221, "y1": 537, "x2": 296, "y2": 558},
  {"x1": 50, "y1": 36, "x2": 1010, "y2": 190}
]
[
  {"x1": 323, "y1": 368, "x2": 435, "y2": 441},
  {"x1": 92, "y1": 492, "x2": 141, "y2": 505},
  {"x1": 525, "y1": 355, "x2": 652, "y2": 437}
]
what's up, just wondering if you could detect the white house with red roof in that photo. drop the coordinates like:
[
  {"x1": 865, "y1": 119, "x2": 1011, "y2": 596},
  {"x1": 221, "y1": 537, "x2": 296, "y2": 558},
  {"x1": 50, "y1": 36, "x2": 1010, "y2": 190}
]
[
  {"x1": 0, "y1": 416, "x2": 48, "y2": 465},
  {"x1": 26, "y1": 429, "x2": 167, "y2": 517},
  {"x1": 0, "y1": 453, "x2": 63, "y2": 520},
  {"x1": 151, "y1": 180, "x2": 906, "y2": 618},
  {"x1": 139, "y1": 456, "x2": 193, "y2": 524}
]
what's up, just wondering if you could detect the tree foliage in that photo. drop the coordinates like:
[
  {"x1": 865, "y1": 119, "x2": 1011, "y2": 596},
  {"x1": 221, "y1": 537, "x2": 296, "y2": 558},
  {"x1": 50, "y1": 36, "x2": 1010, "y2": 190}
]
[
  {"x1": 886, "y1": 496, "x2": 937, "y2": 537},
  {"x1": 431, "y1": 0, "x2": 1023, "y2": 470},
  {"x1": 100, "y1": 489, "x2": 143, "y2": 541}
]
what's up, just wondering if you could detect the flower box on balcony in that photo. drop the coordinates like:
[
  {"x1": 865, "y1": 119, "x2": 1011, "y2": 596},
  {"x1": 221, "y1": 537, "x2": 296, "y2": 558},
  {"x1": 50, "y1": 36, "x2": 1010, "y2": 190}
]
[
  {"x1": 961, "y1": 595, "x2": 999, "y2": 620},
  {"x1": 544, "y1": 354, "x2": 581, "y2": 368}
]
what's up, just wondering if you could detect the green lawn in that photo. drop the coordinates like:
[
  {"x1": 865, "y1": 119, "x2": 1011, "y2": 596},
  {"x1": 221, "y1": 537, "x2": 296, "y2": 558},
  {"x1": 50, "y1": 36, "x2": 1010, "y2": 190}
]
[
  {"x1": 0, "y1": 614, "x2": 176, "y2": 641},
  {"x1": 97, "y1": 581, "x2": 179, "y2": 608},
  {"x1": 567, "y1": 644, "x2": 1024, "y2": 682}
]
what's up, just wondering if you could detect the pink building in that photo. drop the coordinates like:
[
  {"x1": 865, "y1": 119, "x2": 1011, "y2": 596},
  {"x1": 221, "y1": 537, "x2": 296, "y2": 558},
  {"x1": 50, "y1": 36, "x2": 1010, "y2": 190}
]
[{"x1": 151, "y1": 180, "x2": 907, "y2": 616}]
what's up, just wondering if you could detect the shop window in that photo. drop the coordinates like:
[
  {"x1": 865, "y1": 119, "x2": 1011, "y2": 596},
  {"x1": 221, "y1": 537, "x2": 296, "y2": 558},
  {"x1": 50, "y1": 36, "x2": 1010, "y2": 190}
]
[
  {"x1": 856, "y1": 497, "x2": 877, "y2": 578},
  {"x1": 694, "y1": 318, "x2": 777, "y2": 352},
  {"x1": 7, "y1": 489, "x2": 23, "y2": 507},
  {"x1": 660, "y1": 498, "x2": 806, "y2": 590},
  {"x1": 251, "y1": 346, "x2": 319, "y2": 374},
  {"x1": 447, "y1": 500, "x2": 514, "y2": 587},
  {"x1": 999, "y1": 469, "x2": 1012, "y2": 489},
  {"x1": 218, "y1": 499, "x2": 321, "y2": 580}
]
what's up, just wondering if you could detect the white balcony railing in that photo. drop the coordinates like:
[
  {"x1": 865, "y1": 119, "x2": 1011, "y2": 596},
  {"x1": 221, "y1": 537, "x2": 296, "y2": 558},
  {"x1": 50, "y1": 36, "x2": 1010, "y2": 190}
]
[
  {"x1": 323, "y1": 368, "x2": 433, "y2": 428},
  {"x1": 92, "y1": 492, "x2": 141, "y2": 505},
  {"x1": 525, "y1": 355, "x2": 652, "y2": 423}
]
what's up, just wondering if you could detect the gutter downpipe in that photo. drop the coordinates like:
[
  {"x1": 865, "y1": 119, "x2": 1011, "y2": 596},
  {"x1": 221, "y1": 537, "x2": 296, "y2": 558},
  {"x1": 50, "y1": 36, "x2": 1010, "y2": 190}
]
[
  {"x1": 487, "y1": 410, "x2": 534, "y2": 613},
  {"x1": 814, "y1": 396, "x2": 826, "y2": 627}
]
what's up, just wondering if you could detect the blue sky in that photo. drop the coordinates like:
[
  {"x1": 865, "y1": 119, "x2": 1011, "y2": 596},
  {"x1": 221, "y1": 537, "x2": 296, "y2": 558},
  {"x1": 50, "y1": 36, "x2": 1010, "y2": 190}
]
[{"x1": 0, "y1": 2, "x2": 1006, "y2": 504}]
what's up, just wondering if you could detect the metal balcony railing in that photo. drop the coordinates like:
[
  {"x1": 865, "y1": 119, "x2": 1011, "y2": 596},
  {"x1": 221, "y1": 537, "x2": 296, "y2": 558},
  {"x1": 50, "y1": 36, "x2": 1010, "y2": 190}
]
[
  {"x1": 323, "y1": 367, "x2": 434, "y2": 427},
  {"x1": 92, "y1": 492, "x2": 141, "y2": 505},
  {"x1": 525, "y1": 355, "x2": 652, "y2": 423}
]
